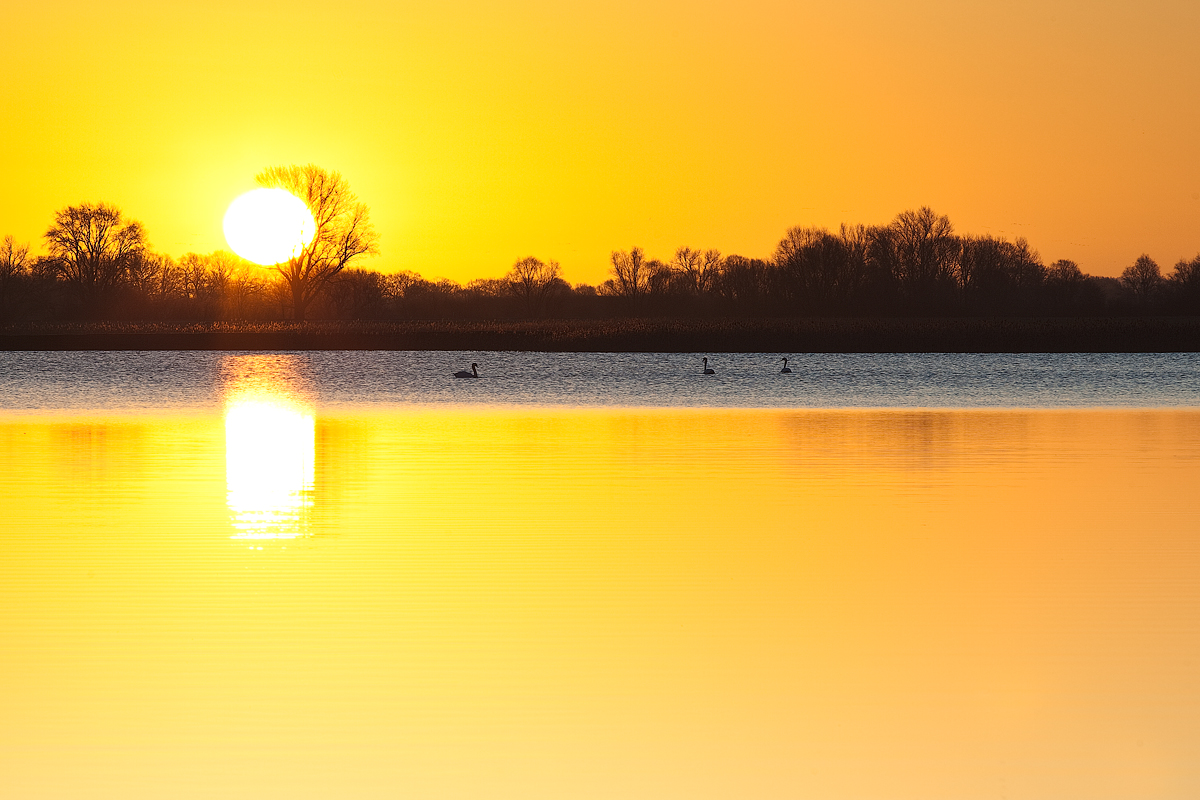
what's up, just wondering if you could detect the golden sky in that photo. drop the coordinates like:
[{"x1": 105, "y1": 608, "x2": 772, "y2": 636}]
[{"x1": 2, "y1": 0, "x2": 1198, "y2": 284}]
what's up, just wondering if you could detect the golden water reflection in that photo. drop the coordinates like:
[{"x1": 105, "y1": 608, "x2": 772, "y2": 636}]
[
  {"x1": 222, "y1": 355, "x2": 315, "y2": 539},
  {"x1": 2, "y1": 408, "x2": 1200, "y2": 798}
]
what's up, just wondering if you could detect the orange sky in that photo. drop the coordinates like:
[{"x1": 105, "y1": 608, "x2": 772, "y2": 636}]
[{"x1": 2, "y1": 0, "x2": 1198, "y2": 284}]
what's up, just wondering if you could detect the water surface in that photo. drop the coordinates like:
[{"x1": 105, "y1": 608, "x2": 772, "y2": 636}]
[
  {"x1": 3, "y1": 351, "x2": 1200, "y2": 411},
  {"x1": 2, "y1": 352, "x2": 1198, "y2": 798}
]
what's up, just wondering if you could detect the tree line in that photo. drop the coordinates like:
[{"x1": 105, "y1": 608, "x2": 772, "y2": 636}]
[{"x1": 4, "y1": 199, "x2": 1200, "y2": 324}]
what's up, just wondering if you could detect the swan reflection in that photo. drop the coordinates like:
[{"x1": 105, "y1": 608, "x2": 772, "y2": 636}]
[{"x1": 224, "y1": 375, "x2": 315, "y2": 540}]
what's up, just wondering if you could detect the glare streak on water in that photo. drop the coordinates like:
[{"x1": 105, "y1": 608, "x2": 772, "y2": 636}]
[{"x1": 2, "y1": 351, "x2": 1200, "y2": 411}]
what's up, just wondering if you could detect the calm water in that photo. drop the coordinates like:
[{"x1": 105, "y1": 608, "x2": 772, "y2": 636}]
[
  {"x1": 2, "y1": 352, "x2": 1199, "y2": 798},
  {"x1": 2, "y1": 351, "x2": 1200, "y2": 410}
]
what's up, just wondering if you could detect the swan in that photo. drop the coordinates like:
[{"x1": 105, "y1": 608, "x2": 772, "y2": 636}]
[
  {"x1": 454, "y1": 363, "x2": 479, "y2": 378},
  {"x1": 780, "y1": 358, "x2": 792, "y2": 374},
  {"x1": 702, "y1": 357, "x2": 715, "y2": 375}
]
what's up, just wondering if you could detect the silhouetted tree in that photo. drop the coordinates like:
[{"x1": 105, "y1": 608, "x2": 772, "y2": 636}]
[
  {"x1": 121, "y1": 251, "x2": 177, "y2": 315},
  {"x1": 15, "y1": 199, "x2": 1200, "y2": 324},
  {"x1": 1168, "y1": 254, "x2": 1200, "y2": 313},
  {"x1": 1046, "y1": 258, "x2": 1085, "y2": 287},
  {"x1": 959, "y1": 235, "x2": 1044, "y2": 311},
  {"x1": 384, "y1": 270, "x2": 424, "y2": 299},
  {"x1": 505, "y1": 256, "x2": 564, "y2": 315},
  {"x1": 773, "y1": 226, "x2": 857, "y2": 310},
  {"x1": 670, "y1": 246, "x2": 702, "y2": 295},
  {"x1": 715, "y1": 255, "x2": 769, "y2": 307},
  {"x1": 325, "y1": 268, "x2": 392, "y2": 318},
  {"x1": 607, "y1": 247, "x2": 648, "y2": 300},
  {"x1": 44, "y1": 203, "x2": 147, "y2": 304},
  {"x1": 836, "y1": 224, "x2": 881, "y2": 309},
  {"x1": 654, "y1": 247, "x2": 722, "y2": 304},
  {"x1": 169, "y1": 251, "x2": 263, "y2": 319},
  {"x1": 256, "y1": 164, "x2": 380, "y2": 321},
  {"x1": 699, "y1": 249, "x2": 723, "y2": 295},
  {"x1": 1043, "y1": 258, "x2": 1098, "y2": 313},
  {"x1": 1120, "y1": 254, "x2": 1163, "y2": 308},
  {"x1": 887, "y1": 207, "x2": 960, "y2": 306},
  {"x1": 0, "y1": 236, "x2": 32, "y2": 321},
  {"x1": 644, "y1": 258, "x2": 674, "y2": 298},
  {"x1": 466, "y1": 277, "x2": 507, "y2": 297},
  {"x1": 0, "y1": 236, "x2": 29, "y2": 278}
]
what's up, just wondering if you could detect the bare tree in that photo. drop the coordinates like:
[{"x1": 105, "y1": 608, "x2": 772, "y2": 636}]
[
  {"x1": 671, "y1": 247, "x2": 703, "y2": 294},
  {"x1": 835, "y1": 224, "x2": 875, "y2": 303},
  {"x1": 176, "y1": 251, "x2": 248, "y2": 317},
  {"x1": 127, "y1": 252, "x2": 176, "y2": 301},
  {"x1": 328, "y1": 268, "x2": 392, "y2": 318},
  {"x1": 889, "y1": 207, "x2": 960, "y2": 299},
  {"x1": 699, "y1": 249, "x2": 723, "y2": 295},
  {"x1": 1046, "y1": 258, "x2": 1085, "y2": 286},
  {"x1": 645, "y1": 259, "x2": 674, "y2": 297},
  {"x1": 384, "y1": 270, "x2": 425, "y2": 300},
  {"x1": 774, "y1": 226, "x2": 827, "y2": 264},
  {"x1": 774, "y1": 225, "x2": 845, "y2": 306},
  {"x1": 0, "y1": 235, "x2": 30, "y2": 279},
  {"x1": 466, "y1": 277, "x2": 508, "y2": 297},
  {"x1": 256, "y1": 164, "x2": 380, "y2": 321},
  {"x1": 222, "y1": 259, "x2": 271, "y2": 320},
  {"x1": 178, "y1": 252, "x2": 215, "y2": 301},
  {"x1": 959, "y1": 235, "x2": 1044, "y2": 304},
  {"x1": 715, "y1": 255, "x2": 769, "y2": 305},
  {"x1": 1041, "y1": 258, "x2": 1099, "y2": 313},
  {"x1": 44, "y1": 203, "x2": 146, "y2": 299},
  {"x1": 1169, "y1": 254, "x2": 1200, "y2": 311},
  {"x1": 1121, "y1": 254, "x2": 1163, "y2": 304},
  {"x1": 505, "y1": 256, "x2": 563, "y2": 315},
  {"x1": 609, "y1": 246, "x2": 647, "y2": 299},
  {"x1": 0, "y1": 235, "x2": 32, "y2": 321},
  {"x1": 666, "y1": 247, "x2": 722, "y2": 297}
]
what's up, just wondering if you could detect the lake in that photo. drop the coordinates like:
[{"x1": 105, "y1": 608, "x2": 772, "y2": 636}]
[{"x1": 2, "y1": 351, "x2": 1199, "y2": 798}]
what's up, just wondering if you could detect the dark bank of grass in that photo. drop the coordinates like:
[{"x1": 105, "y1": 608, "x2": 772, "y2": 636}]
[{"x1": 3, "y1": 317, "x2": 1200, "y2": 352}]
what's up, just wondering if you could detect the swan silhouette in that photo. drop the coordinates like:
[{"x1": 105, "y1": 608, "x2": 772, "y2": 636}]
[
  {"x1": 454, "y1": 363, "x2": 479, "y2": 378},
  {"x1": 702, "y1": 357, "x2": 715, "y2": 375},
  {"x1": 780, "y1": 358, "x2": 792, "y2": 374}
]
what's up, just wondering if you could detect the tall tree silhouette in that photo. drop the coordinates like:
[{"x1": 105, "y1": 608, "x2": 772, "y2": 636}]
[
  {"x1": 608, "y1": 247, "x2": 648, "y2": 299},
  {"x1": 0, "y1": 235, "x2": 29, "y2": 281},
  {"x1": 670, "y1": 247, "x2": 703, "y2": 295},
  {"x1": 0, "y1": 236, "x2": 32, "y2": 321},
  {"x1": 256, "y1": 164, "x2": 379, "y2": 321},
  {"x1": 1169, "y1": 255, "x2": 1200, "y2": 312},
  {"x1": 1120, "y1": 254, "x2": 1163, "y2": 305},
  {"x1": 44, "y1": 203, "x2": 146, "y2": 301},
  {"x1": 888, "y1": 207, "x2": 959, "y2": 303},
  {"x1": 505, "y1": 256, "x2": 563, "y2": 315},
  {"x1": 774, "y1": 226, "x2": 849, "y2": 308}
]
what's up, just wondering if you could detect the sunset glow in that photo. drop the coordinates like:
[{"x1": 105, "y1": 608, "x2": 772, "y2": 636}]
[
  {"x1": 4, "y1": 0, "x2": 1200, "y2": 795},
  {"x1": 1, "y1": 1, "x2": 1197, "y2": 282}
]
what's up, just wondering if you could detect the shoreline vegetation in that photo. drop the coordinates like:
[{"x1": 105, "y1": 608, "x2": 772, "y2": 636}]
[
  {"x1": 5, "y1": 168, "x2": 1200, "y2": 354},
  {"x1": 4, "y1": 317, "x2": 1200, "y2": 353}
]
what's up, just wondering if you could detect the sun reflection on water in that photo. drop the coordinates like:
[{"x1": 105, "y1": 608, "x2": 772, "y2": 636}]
[{"x1": 223, "y1": 356, "x2": 315, "y2": 540}]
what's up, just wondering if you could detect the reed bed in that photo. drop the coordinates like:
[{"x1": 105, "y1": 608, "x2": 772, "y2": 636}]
[{"x1": 3, "y1": 317, "x2": 1200, "y2": 352}]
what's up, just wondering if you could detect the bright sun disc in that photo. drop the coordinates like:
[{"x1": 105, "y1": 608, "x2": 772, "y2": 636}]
[{"x1": 223, "y1": 188, "x2": 316, "y2": 265}]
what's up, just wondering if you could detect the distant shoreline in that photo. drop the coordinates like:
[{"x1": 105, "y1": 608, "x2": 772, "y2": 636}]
[{"x1": 3, "y1": 317, "x2": 1200, "y2": 353}]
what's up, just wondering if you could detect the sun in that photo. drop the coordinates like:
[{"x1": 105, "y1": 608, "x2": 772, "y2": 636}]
[{"x1": 223, "y1": 188, "x2": 316, "y2": 265}]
